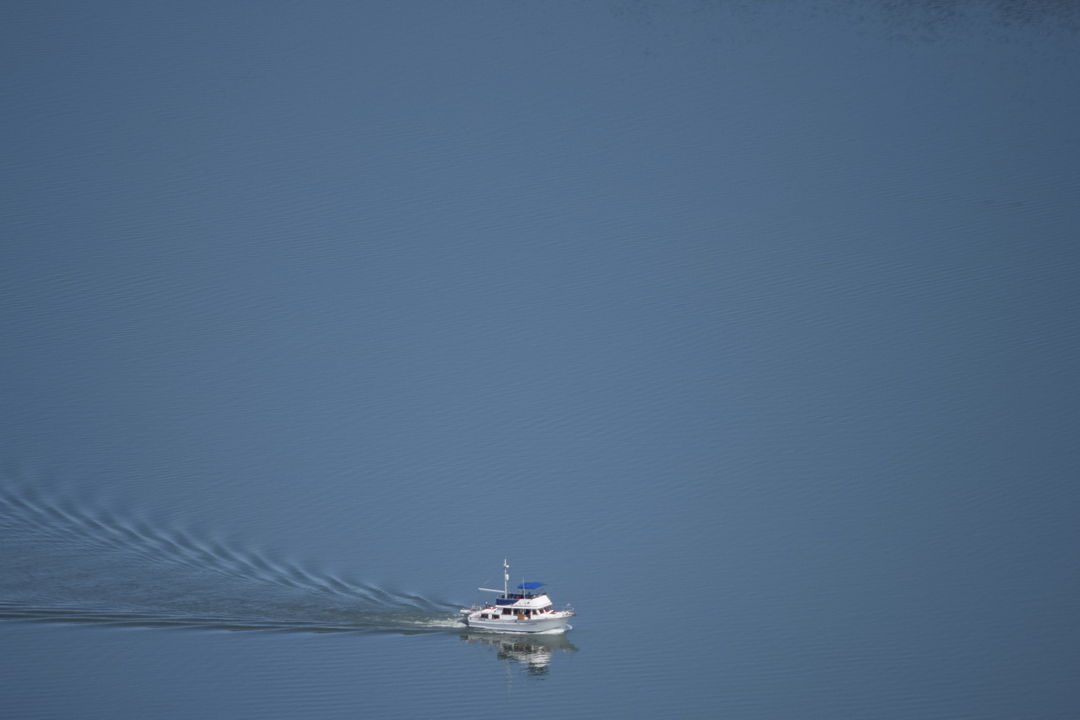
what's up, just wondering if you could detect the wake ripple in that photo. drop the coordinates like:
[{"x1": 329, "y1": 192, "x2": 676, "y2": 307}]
[{"x1": 0, "y1": 479, "x2": 461, "y2": 633}]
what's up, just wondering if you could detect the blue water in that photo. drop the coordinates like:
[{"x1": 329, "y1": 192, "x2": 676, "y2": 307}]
[{"x1": 2, "y1": 2, "x2": 1079, "y2": 718}]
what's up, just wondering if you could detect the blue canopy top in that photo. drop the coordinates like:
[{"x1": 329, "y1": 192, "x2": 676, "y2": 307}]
[{"x1": 517, "y1": 582, "x2": 546, "y2": 590}]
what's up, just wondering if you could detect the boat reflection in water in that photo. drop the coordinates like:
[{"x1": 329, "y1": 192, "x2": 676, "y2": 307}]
[{"x1": 459, "y1": 631, "x2": 578, "y2": 678}]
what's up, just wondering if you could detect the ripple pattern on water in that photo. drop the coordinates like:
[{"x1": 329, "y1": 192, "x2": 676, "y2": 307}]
[{"x1": 0, "y1": 476, "x2": 460, "y2": 633}]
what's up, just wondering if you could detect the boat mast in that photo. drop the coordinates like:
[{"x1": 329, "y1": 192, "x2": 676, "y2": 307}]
[{"x1": 503, "y1": 558, "x2": 509, "y2": 597}]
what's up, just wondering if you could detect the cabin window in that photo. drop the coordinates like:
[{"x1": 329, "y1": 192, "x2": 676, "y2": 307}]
[{"x1": 501, "y1": 609, "x2": 510, "y2": 615}]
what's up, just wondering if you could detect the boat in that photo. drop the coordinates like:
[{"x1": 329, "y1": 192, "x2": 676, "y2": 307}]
[{"x1": 460, "y1": 559, "x2": 575, "y2": 633}]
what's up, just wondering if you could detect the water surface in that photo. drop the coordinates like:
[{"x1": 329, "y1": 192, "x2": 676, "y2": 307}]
[{"x1": 2, "y1": 2, "x2": 1079, "y2": 718}]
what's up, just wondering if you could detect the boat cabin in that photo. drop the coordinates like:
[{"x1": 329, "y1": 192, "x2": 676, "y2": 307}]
[{"x1": 476, "y1": 582, "x2": 556, "y2": 620}]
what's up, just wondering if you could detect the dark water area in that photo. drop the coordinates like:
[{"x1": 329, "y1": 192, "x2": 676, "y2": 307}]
[{"x1": 2, "y1": 2, "x2": 1079, "y2": 718}]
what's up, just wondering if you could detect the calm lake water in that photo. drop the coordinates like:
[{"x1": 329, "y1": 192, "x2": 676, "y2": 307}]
[{"x1": 2, "y1": 2, "x2": 1079, "y2": 718}]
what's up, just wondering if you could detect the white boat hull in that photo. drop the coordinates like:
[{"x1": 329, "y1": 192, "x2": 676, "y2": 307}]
[{"x1": 464, "y1": 612, "x2": 574, "y2": 634}]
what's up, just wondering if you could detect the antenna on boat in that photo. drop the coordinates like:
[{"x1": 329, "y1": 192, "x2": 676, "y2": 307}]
[{"x1": 503, "y1": 559, "x2": 509, "y2": 597}]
